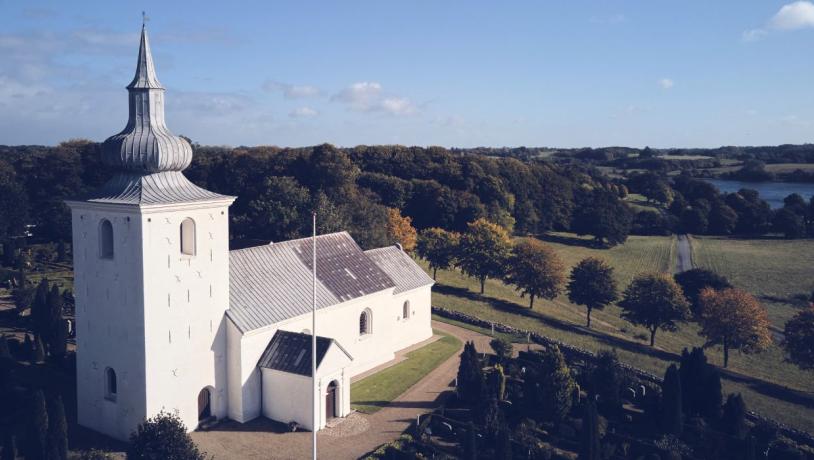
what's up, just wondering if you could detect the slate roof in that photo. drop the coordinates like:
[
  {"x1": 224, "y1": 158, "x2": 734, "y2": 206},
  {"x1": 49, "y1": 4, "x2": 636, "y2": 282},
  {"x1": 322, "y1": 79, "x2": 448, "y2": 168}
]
[
  {"x1": 227, "y1": 232, "x2": 396, "y2": 333},
  {"x1": 364, "y1": 246, "x2": 435, "y2": 294},
  {"x1": 78, "y1": 172, "x2": 232, "y2": 206},
  {"x1": 258, "y1": 330, "x2": 344, "y2": 376}
]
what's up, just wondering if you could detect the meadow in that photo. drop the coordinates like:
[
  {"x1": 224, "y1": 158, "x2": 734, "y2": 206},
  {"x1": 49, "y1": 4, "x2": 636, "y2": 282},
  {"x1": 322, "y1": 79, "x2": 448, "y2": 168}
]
[{"x1": 425, "y1": 232, "x2": 814, "y2": 433}]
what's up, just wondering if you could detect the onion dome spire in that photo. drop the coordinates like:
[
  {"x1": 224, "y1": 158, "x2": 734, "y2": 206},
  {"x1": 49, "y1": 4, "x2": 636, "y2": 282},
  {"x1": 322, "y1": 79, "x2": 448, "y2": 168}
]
[{"x1": 101, "y1": 24, "x2": 192, "y2": 173}]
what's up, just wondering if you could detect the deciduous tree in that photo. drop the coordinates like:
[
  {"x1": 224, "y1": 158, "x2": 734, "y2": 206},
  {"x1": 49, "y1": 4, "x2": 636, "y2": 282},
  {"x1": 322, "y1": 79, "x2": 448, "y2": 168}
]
[
  {"x1": 385, "y1": 208, "x2": 417, "y2": 253},
  {"x1": 568, "y1": 257, "x2": 618, "y2": 328},
  {"x1": 458, "y1": 219, "x2": 512, "y2": 294},
  {"x1": 571, "y1": 188, "x2": 632, "y2": 247},
  {"x1": 619, "y1": 273, "x2": 691, "y2": 347},
  {"x1": 698, "y1": 288, "x2": 772, "y2": 367},
  {"x1": 782, "y1": 305, "x2": 814, "y2": 370},
  {"x1": 673, "y1": 268, "x2": 731, "y2": 316},
  {"x1": 416, "y1": 227, "x2": 460, "y2": 280},
  {"x1": 505, "y1": 238, "x2": 565, "y2": 309}
]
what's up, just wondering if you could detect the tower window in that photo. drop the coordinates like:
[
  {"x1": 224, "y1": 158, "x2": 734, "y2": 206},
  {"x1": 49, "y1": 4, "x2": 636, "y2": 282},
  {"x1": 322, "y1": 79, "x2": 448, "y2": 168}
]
[
  {"x1": 105, "y1": 367, "x2": 117, "y2": 402},
  {"x1": 99, "y1": 219, "x2": 114, "y2": 259},
  {"x1": 180, "y1": 218, "x2": 196, "y2": 256},
  {"x1": 359, "y1": 309, "x2": 372, "y2": 336},
  {"x1": 403, "y1": 300, "x2": 411, "y2": 320}
]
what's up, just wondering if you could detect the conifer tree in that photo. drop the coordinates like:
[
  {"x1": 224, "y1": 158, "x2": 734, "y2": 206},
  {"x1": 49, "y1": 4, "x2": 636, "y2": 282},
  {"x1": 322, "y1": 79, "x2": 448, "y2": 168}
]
[
  {"x1": 31, "y1": 279, "x2": 49, "y2": 337},
  {"x1": 46, "y1": 394, "x2": 68, "y2": 460},
  {"x1": 589, "y1": 350, "x2": 624, "y2": 417},
  {"x1": 463, "y1": 422, "x2": 478, "y2": 460},
  {"x1": 457, "y1": 341, "x2": 483, "y2": 406},
  {"x1": 721, "y1": 393, "x2": 748, "y2": 440},
  {"x1": 23, "y1": 333, "x2": 33, "y2": 361},
  {"x1": 46, "y1": 285, "x2": 64, "y2": 344},
  {"x1": 578, "y1": 401, "x2": 600, "y2": 460},
  {"x1": 495, "y1": 427, "x2": 513, "y2": 460},
  {"x1": 661, "y1": 364, "x2": 683, "y2": 435},
  {"x1": 539, "y1": 345, "x2": 576, "y2": 422},
  {"x1": 27, "y1": 390, "x2": 48, "y2": 460}
]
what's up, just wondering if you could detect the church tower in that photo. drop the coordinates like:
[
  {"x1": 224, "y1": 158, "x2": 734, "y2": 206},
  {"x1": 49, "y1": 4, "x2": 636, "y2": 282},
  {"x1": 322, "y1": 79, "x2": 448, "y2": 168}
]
[{"x1": 67, "y1": 25, "x2": 235, "y2": 440}]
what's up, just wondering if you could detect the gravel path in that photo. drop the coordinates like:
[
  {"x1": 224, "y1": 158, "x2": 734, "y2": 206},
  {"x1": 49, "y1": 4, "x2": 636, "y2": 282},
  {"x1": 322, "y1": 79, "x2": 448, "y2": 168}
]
[
  {"x1": 191, "y1": 320, "x2": 497, "y2": 460},
  {"x1": 675, "y1": 234, "x2": 694, "y2": 273}
]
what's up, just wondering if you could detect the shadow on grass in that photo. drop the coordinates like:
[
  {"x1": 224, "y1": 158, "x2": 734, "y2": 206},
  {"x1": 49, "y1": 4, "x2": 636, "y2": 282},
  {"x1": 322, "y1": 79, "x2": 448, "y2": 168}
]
[
  {"x1": 434, "y1": 284, "x2": 679, "y2": 362},
  {"x1": 536, "y1": 233, "x2": 606, "y2": 249},
  {"x1": 436, "y1": 283, "x2": 814, "y2": 412},
  {"x1": 353, "y1": 400, "x2": 437, "y2": 411}
]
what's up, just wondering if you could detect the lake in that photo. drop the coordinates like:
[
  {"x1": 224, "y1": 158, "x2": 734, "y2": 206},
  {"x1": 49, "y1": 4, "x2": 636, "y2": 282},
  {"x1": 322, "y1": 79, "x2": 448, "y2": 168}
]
[{"x1": 704, "y1": 179, "x2": 814, "y2": 209}]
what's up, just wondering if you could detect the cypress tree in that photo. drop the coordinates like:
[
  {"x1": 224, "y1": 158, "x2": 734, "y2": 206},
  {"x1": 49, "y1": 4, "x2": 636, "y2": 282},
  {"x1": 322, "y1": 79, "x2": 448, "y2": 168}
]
[
  {"x1": 721, "y1": 393, "x2": 747, "y2": 439},
  {"x1": 49, "y1": 319, "x2": 69, "y2": 362},
  {"x1": 590, "y1": 350, "x2": 624, "y2": 417},
  {"x1": 27, "y1": 390, "x2": 48, "y2": 460},
  {"x1": 0, "y1": 335, "x2": 11, "y2": 361},
  {"x1": 745, "y1": 435, "x2": 756, "y2": 460},
  {"x1": 46, "y1": 394, "x2": 68, "y2": 460},
  {"x1": 463, "y1": 422, "x2": 478, "y2": 460},
  {"x1": 457, "y1": 341, "x2": 483, "y2": 406},
  {"x1": 31, "y1": 279, "x2": 49, "y2": 337},
  {"x1": 679, "y1": 347, "x2": 722, "y2": 420},
  {"x1": 23, "y1": 334, "x2": 33, "y2": 361},
  {"x1": 661, "y1": 364, "x2": 683, "y2": 435},
  {"x1": 578, "y1": 401, "x2": 600, "y2": 460},
  {"x1": 46, "y1": 285, "x2": 64, "y2": 346},
  {"x1": 33, "y1": 336, "x2": 45, "y2": 363},
  {"x1": 539, "y1": 345, "x2": 576, "y2": 422}
]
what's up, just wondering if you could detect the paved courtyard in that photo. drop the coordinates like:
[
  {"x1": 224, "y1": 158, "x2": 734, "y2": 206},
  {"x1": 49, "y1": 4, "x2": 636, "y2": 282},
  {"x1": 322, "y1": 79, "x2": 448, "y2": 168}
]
[{"x1": 190, "y1": 320, "x2": 507, "y2": 459}]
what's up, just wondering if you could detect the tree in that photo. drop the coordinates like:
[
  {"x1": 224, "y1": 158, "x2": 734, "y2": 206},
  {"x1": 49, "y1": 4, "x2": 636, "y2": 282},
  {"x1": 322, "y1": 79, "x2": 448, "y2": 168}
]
[
  {"x1": 708, "y1": 202, "x2": 738, "y2": 235},
  {"x1": 416, "y1": 227, "x2": 460, "y2": 280},
  {"x1": 568, "y1": 257, "x2": 618, "y2": 328},
  {"x1": 773, "y1": 208, "x2": 806, "y2": 239},
  {"x1": 489, "y1": 337, "x2": 513, "y2": 365},
  {"x1": 673, "y1": 268, "x2": 731, "y2": 316},
  {"x1": 619, "y1": 273, "x2": 691, "y2": 347},
  {"x1": 578, "y1": 401, "x2": 601, "y2": 460},
  {"x1": 495, "y1": 427, "x2": 513, "y2": 460},
  {"x1": 661, "y1": 364, "x2": 683, "y2": 436},
  {"x1": 243, "y1": 176, "x2": 311, "y2": 242},
  {"x1": 678, "y1": 348, "x2": 722, "y2": 419},
  {"x1": 1, "y1": 433, "x2": 16, "y2": 460},
  {"x1": 589, "y1": 350, "x2": 624, "y2": 417},
  {"x1": 385, "y1": 208, "x2": 417, "y2": 252},
  {"x1": 463, "y1": 422, "x2": 478, "y2": 460},
  {"x1": 46, "y1": 284, "x2": 64, "y2": 351},
  {"x1": 505, "y1": 238, "x2": 565, "y2": 309},
  {"x1": 49, "y1": 319, "x2": 69, "y2": 361},
  {"x1": 539, "y1": 345, "x2": 576, "y2": 422},
  {"x1": 31, "y1": 279, "x2": 49, "y2": 337},
  {"x1": 457, "y1": 341, "x2": 483, "y2": 406},
  {"x1": 571, "y1": 188, "x2": 632, "y2": 247},
  {"x1": 33, "y1": 335, "x2": 45, "y2": 363},
  {"x1": 782, "y1": 305, "x2": 814, "y2": 370},
  {"x1": 680, "y1": 206, "x2": 709, "y2": 234},
  {"x1": 26, "y1": 390, "x2": 48, "y2": 460},
  {"x1": 721, "y1": 393, "x2": 748, "y2": 439},
  {"x1": 698, "y1": 288, "x2": 772, "y2": 367},
  {"x1": 46, "y1": 394, "x2": 68, "y2": 460},
  {"x1": 458, "y1": 219, "x2": 512, "y2": 294},
  {"x1": 127, "y1": 410, "x2": 207, "y2": 460}
]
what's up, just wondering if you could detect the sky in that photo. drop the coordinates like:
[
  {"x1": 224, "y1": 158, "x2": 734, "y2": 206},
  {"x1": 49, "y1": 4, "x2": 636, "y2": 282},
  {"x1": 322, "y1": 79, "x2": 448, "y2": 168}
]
[{"x1": 1, "y1": 1, "x2": 813, "y2": 149}]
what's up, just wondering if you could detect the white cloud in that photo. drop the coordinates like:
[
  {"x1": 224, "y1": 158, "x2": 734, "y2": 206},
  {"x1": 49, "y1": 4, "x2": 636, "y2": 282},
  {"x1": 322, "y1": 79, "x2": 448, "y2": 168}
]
[
  {"x1": 263, "y1": 81, "x2": 320, "y2": 99},
  {"x1": 769, "y1": 1, "x2": 814, "y2": 29},
  {"x1": 742, "y1": 28, "x2": 768, "y2": 42},
  {"x1": 331, "y1": 82, "x2": 417, "y2": 116},
  {"x1": 658, "y1": 78, "x2": 674, "y2": 89},
  {"x1": 289, "y1": 106, "x2": 318, "y2": 118},
  {"x1": 743, "y1": 1, "x2": 814, "y2": 42}
]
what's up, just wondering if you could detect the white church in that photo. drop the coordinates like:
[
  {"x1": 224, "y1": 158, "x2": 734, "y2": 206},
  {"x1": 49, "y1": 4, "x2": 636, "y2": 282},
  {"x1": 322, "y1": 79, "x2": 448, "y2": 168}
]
[{"x1": 65, "y1": 25, "x2": 434, "y2": 441}]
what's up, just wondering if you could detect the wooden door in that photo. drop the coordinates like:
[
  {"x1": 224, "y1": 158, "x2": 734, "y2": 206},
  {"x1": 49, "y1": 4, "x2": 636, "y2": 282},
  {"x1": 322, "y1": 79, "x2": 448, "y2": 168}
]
[
  {"x1": 326, "y1": 383, "x2": 337, "y2": 420},
  {"x1": 198, "y1": 388, "x2": 211, "y2": 421}
]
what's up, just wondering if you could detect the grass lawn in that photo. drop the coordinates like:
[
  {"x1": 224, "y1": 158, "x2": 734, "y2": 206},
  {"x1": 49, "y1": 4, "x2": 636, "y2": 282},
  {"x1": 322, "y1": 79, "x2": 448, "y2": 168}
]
[
  {"x1": 350, "y1": 329, "x2": 462, "y2": 414},
  {"x1": 425, "y1": 232, "x2": 814, "y2": 433}
]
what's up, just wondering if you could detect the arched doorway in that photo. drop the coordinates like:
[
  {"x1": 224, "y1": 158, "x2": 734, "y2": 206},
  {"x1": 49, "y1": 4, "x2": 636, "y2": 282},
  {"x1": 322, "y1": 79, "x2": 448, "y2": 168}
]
[
  {"x1": 325, "y1": 381, "x2": 338, "y2": 420},
  {"x1": 198, "y1": 388, "x2": 212, "y2": 421}
]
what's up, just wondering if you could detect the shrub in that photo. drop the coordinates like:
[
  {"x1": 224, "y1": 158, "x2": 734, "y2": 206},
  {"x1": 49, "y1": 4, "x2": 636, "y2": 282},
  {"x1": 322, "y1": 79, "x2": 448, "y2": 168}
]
[{"x1": 127, "y1": 410, "x2": 207, "y2": 460}]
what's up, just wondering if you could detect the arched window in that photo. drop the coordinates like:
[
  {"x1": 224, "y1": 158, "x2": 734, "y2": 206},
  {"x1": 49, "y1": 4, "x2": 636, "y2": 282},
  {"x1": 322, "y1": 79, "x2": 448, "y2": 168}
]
[
  {"x1": 180, "y1": 218, "x2": 196, "y2": 256},
  {"x1": 105, "y1": 367, "x2": 117, "y2": 401},
  {"x1": 99, "y1": 219, "x2": 114, "y2": 259},
  {"x1": 403, "y1": 300, "x2": 411, "y2": 320},
  {"x1": 359, "y1": 309, "x2": 372, "y2": 336}
]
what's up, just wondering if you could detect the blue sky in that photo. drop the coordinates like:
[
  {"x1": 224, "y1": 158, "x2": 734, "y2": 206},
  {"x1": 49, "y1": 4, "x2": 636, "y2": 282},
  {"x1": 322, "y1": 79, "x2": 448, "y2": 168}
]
[{"x1": 1, "y1": 1, "x2": 813, "y2": 148}]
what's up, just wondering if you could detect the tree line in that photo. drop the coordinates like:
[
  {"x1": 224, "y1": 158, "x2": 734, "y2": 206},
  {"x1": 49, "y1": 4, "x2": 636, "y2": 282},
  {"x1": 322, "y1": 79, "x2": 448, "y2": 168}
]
[{"x1": 416, "y1": 219, "x2": 814, "y2": 371}]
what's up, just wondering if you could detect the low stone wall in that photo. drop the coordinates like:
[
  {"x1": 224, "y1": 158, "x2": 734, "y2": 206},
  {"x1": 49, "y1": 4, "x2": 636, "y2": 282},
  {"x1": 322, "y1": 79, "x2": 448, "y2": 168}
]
[{"x1": 432, "y1": 306, "x2": 814, "y2": 448}]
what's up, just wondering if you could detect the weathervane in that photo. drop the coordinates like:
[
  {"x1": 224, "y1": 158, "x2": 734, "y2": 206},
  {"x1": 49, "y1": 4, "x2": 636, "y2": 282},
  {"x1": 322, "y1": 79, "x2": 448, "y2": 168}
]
[{"x1": 142, "y1": 11, "x2": 149, "y2": 26}]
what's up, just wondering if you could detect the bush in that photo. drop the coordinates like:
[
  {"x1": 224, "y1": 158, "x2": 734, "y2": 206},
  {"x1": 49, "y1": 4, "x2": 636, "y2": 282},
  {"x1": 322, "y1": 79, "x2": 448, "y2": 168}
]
[{"x1": 127, "y1": 411, "x2": 207, "y2": 460}]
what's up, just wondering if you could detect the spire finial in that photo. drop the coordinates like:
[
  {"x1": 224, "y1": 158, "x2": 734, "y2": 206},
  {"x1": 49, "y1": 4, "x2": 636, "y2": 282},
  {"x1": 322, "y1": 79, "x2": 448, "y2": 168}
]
[{"x1": 142, "y1": 11, "x2": 149, "y2": 27}]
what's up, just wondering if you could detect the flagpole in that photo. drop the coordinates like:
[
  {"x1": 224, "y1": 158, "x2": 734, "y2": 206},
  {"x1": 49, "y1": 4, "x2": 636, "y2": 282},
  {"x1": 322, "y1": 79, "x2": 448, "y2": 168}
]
[{"x1": 311, "y1": 212, "x2": 317, "y2": 460}]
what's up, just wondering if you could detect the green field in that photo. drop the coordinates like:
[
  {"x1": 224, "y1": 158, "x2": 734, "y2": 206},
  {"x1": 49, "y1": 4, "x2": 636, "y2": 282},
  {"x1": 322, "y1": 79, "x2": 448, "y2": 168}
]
[
  {"x1": 426, "y1": 232, "x2": 814, "y2": 433},
  {"x1": 350, "y1": 329, "x2": 462, "y2": 414}
]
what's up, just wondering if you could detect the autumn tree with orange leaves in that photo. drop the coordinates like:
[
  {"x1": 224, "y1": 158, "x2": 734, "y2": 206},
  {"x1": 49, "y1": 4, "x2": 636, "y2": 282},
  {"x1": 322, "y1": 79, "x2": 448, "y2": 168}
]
[
  {"x1": 386, "y1": 208, "x2": 417, "y2": 253},
  {"x1": 698, "y1": 287, "x2": 772, "y2": 368}
]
